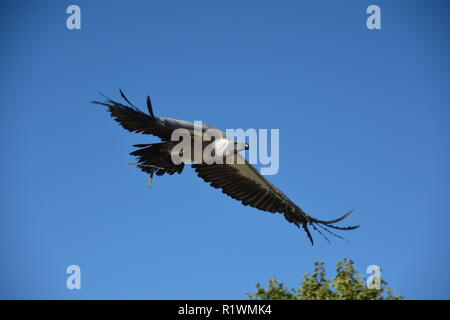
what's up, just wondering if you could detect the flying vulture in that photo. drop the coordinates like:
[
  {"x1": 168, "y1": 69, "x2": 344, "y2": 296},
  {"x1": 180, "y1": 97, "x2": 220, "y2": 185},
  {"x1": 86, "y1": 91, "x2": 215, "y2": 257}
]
[{"x1": 93, "y1": 90, "x2": 358, "y2": 244}]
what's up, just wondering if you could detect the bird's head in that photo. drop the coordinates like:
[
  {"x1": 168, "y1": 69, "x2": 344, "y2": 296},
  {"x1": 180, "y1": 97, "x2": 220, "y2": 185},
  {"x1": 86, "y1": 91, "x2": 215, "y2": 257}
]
[{"x1": 234, "y1": 141, "x2": 249, "y2": 152}]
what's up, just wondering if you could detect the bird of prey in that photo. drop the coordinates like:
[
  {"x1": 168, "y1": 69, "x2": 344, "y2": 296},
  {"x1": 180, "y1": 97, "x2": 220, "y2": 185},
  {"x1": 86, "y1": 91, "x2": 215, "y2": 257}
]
[{"x1": 93, "y1": 90, "x2": 358, "y2": 244}]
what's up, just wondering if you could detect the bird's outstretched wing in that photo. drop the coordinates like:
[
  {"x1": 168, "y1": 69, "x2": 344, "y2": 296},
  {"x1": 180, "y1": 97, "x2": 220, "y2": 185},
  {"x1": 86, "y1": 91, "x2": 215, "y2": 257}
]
[
  {"x1": 192, "y1": 154, "x2": 358, "y2": 244},
  {"x1": 92, "y1": 90, "x2": 219, "y2": 141}
]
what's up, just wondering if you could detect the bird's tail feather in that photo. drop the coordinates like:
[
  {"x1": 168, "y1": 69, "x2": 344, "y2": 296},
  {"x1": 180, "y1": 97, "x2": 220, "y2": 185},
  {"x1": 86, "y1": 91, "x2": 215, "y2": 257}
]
[{"x1": 130, "y1": 143, "x2": 184, "y2": 177}]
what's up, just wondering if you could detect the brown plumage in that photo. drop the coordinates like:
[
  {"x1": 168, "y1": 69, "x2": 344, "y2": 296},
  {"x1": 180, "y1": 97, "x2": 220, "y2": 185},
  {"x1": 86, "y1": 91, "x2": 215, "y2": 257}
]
[{"x1": 93, "y1": 90, "x2": 359, "y2": 244}]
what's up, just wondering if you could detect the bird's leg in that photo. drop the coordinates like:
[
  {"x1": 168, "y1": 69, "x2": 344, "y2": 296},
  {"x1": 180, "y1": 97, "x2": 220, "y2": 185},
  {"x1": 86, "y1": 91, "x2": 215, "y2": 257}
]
[
  {"x1": 128, "y1": 162, "x2": 164, "y2": 170},
  {"x1": 128, "y1": 163, "x2": 164, "y2": 188},
  {"x1": 147, "y1": 173, "x2": 153, "y2": 188}
]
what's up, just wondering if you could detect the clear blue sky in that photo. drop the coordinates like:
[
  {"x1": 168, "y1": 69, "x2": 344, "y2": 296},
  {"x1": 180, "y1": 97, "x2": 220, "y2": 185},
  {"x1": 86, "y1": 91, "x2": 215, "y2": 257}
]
[{"x1": 1, "y1": 0, "x2": 449, "y2": 299}]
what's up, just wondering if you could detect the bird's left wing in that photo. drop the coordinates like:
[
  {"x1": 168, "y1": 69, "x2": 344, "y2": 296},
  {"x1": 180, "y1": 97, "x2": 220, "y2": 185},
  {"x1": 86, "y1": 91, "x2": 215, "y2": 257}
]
[
  {"x1": 92, "y1": 90, "x2": 177, "y2": 141},
  {"x1": 192, "y1": 154, "x2": 358, "y2": 243},
  {"x1": 92, "y1": 90, "x2": 219, "y2": 141}
]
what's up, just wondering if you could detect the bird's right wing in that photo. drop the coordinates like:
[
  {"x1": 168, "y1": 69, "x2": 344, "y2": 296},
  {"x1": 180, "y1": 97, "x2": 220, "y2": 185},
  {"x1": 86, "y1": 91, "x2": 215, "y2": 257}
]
[{"x1": 192, "y1": 153, "x2": 358, "y2": 244}]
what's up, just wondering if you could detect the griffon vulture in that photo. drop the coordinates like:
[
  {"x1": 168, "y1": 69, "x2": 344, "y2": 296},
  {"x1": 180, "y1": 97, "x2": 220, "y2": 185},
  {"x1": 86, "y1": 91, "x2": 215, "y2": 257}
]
[{"x1": 93, "y1": 90, "x2": 358, "y2": 244}]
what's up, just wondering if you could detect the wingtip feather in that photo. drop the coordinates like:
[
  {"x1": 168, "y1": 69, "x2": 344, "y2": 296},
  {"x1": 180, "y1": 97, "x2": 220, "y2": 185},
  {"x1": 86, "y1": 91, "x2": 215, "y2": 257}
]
[{"x1": 146, "y1": 95, "x2": 155, "y2": 119}]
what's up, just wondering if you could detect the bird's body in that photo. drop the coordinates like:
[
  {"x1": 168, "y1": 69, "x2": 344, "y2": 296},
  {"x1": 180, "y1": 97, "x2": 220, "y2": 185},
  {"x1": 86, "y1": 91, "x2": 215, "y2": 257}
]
[{"x1": 93, "y1": 90, "x2": 358, "y2": 244}]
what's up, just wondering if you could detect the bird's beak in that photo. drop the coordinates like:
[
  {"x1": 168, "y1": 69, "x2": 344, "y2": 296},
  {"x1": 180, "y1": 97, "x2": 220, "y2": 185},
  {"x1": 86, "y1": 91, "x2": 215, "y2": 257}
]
[{"x1": 234, "y1": 142, "x2": 248, "y2": 152}]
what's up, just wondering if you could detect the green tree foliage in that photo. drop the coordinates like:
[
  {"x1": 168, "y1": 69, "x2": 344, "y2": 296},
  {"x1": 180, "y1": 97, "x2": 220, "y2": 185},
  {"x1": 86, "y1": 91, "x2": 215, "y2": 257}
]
[{"x1": 247, "y1": 258, "x2": 402, "y2": 300}]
